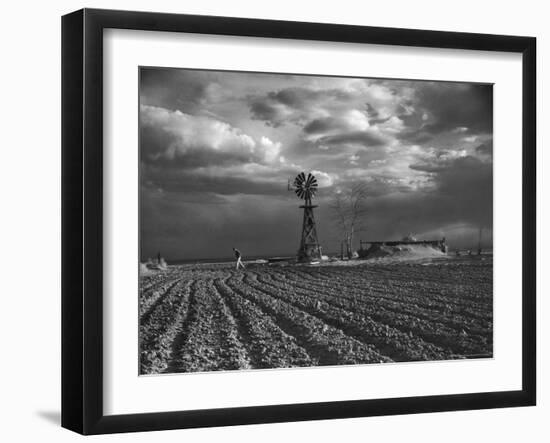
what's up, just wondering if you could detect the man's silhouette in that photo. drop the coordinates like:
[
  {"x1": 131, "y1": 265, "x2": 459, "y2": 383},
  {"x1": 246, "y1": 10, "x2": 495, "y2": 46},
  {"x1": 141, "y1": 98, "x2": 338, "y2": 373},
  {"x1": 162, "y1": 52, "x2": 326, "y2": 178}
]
[{"x1": 233, "y1": 247, "x2": 245, "y2": 270}]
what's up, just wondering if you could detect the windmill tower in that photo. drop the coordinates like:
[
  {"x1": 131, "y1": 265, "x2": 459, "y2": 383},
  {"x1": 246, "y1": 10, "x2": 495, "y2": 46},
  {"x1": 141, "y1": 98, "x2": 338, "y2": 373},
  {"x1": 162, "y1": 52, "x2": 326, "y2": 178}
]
[{"x1": 289, "y1": 172, "x2": 322, "y2": 262}]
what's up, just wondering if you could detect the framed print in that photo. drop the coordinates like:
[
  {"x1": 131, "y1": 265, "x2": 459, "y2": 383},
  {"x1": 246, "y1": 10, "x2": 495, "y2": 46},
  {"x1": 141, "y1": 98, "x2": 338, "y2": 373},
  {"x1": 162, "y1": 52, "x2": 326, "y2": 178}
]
[{"x1": 61, "y1": 8, "x2": 536, "y2": 435}]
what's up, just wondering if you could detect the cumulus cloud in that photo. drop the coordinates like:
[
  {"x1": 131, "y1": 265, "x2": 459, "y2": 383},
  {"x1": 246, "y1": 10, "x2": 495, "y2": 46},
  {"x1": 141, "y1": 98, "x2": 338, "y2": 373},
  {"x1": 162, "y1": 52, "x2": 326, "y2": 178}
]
[
  {"x1": 141, "y1": 105, "x2": 281, "y2": 167},
  {"x1": 310, "y1": 170, "x2": 335, "y2": 187}
]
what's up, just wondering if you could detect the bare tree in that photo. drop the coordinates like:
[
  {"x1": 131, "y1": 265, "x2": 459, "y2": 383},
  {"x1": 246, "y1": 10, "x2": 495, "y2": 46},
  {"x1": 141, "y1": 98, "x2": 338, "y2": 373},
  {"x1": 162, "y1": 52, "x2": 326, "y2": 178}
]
[{"x1": 329, "y1": 182, "x2": 369, "y2": 258}]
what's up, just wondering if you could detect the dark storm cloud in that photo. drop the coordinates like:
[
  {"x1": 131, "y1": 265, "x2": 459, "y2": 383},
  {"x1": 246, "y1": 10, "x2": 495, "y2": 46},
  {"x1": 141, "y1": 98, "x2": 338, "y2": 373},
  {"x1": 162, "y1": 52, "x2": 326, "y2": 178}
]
[
  {"x1": 249, "y1": 99, "x2": 283, "y2": 127},
  {"x1": 336, "y1": 175, "x2": 416, "y2": 198},
  {"x1": 433, "y1": 156, "x2": 492, "y2": 203},
  {"x1": 420, "y1": 82, "x2": 493, "y2": 133},
  {"x1": 269, "y1": 87, "x2": 352, "y2": 108},
  {"x1": 140, "y1": 68, "x2": 211, "y2": 113},
  {"x1": 475, "y1": 140, "x2": 493, "y2": 158},
  {"x1": 248, "y1": 87, "x2": 353, "y2": 127},
  {"x1": 316, "y1": 130, "x2": 388, "y2": 148},
  {"x1": 408, "y1": 155, "x2": 492, "y2": 225},
  {"x1": 142, "y1": 163, "x2": 294, "y2": 197},
  {"x1": 303, "y1": 115, "x2": 378, "y2": 138},
  {"x1": 345, "y1": 164, "x2": 492, "y2": 243},
  {"x1": 316, "y1": 153, "x2": 493, "y2": 246},
  {"x1": 365, "y1": 103, "x2": 382, "y2": 124},
  {"x1": 139, "y1": 119, "x2": 177, "y2": 160},
  {"x1": 303, "y1": 117, "x2": 343, "y2": 134},
  {"x1": 140, "y1": 190, "x2": 302, "y2": 261},
  {"x1": 398, "y1": 83, "x2": 493, "y2": 142},
  {"x1": 396, "y1": 128, "x2": 437, "y2": 144}
]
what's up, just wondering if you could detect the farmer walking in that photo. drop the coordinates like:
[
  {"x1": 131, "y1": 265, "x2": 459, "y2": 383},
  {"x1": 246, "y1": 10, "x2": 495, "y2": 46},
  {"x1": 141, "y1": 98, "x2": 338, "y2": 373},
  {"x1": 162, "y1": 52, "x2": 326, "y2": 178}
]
[{"x1": 233, "y1": 247, "x2": 245, "y2": 270}]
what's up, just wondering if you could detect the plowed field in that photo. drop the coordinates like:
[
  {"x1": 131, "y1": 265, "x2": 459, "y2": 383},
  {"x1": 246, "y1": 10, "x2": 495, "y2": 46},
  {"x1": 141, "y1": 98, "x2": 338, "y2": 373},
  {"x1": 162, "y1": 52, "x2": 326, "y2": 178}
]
[{"x1": 139, "y1": 260, "x2": 492, "y2": 374}]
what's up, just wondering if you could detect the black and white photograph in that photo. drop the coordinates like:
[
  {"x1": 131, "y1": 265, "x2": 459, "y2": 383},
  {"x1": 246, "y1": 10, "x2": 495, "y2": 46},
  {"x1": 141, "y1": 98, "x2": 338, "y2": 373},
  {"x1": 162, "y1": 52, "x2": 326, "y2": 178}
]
[{"x1": 138, "y1": 67, "x2": 493, "y2": 375}]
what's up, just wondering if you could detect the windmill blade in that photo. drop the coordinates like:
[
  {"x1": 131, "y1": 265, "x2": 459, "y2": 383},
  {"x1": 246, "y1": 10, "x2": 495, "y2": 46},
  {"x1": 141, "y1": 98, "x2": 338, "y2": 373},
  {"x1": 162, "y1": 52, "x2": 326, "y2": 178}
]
[{"x1": 291, "y1": 172, "x2": 319, "y2": 200}]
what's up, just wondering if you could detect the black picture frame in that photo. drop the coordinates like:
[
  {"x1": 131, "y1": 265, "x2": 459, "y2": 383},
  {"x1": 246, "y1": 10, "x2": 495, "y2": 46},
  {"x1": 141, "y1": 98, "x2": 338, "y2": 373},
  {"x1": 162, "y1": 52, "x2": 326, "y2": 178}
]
[{"x1": 61, "y1": 8, "x2": 536, "y2": 435}]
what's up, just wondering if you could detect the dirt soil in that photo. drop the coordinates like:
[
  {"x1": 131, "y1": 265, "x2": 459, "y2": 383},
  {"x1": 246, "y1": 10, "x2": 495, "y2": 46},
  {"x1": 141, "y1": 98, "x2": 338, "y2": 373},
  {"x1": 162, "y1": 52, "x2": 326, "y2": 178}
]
[{"x1": 139, "y1": 257, "x2": 493, "y2": 374}]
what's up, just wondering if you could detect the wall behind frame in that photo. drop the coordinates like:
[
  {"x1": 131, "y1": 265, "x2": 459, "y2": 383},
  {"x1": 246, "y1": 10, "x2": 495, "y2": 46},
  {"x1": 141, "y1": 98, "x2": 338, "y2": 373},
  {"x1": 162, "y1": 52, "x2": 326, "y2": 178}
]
[{"x1": 0, "y1": 0, "x2": 545, "y2": 442}]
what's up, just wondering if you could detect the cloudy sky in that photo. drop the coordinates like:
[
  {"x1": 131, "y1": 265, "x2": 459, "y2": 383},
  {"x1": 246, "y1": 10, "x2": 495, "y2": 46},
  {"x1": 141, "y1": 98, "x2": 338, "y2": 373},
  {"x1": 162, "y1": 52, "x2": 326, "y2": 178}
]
[{"x1": 140, "y1": 68, "x2": 493, "y2": 261}]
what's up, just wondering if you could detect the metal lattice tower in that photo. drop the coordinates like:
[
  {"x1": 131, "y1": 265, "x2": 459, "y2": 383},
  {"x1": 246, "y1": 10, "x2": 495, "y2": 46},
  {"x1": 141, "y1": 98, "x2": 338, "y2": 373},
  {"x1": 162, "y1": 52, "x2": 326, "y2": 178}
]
[{"x1": 289, "y1": 172, "x2": 322, "y2": 262}]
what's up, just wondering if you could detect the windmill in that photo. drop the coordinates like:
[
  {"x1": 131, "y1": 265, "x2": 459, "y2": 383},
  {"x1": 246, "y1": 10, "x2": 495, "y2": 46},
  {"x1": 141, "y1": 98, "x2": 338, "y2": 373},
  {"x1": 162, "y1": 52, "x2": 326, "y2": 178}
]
[{"x1": 288, "y1": 172, "x2": 322, "y2": 262}]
